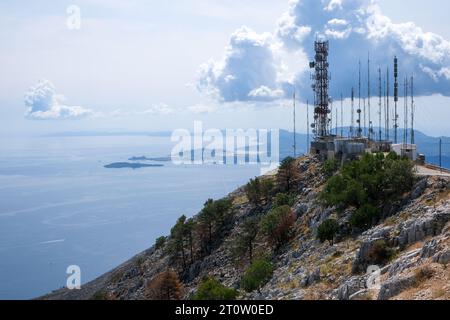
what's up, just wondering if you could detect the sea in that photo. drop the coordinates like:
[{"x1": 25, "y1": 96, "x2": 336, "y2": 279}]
[{"x1": 0, "y1": 135, "x2": 261, "y2": 299}]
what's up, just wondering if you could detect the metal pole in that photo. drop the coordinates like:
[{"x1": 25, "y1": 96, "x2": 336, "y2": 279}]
[
  {"x1": 293, "y1": 90, "x2": 296, "y2": 158},
  {"x1": 440, "y1": 138, "x2": 442, "y2": 172},
  {"x1": 307, "y1": 100, "x2": 310, "y2": 154},
  {"x1": 341, "y1": 93, "x2": 344, "y2": 137}
]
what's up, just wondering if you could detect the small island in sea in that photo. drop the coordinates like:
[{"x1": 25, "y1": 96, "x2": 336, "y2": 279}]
[
  {"x1": 128, "y1": 156, "x2": 171, "y2": 162},
  {"x1": 104, "y1": 162, "x2": 164, "y2": 169}
]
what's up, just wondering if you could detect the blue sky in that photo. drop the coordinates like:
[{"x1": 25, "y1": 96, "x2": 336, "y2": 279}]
[{"x1": 1, "y1": 0, "x2": 450, "y2": 137}]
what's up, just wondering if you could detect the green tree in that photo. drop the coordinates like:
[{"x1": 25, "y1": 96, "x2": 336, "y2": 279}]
[
  {"x1": 246, "y1": 178, "x2": 274, "y2": 208},
  {"x1": 184, "y1": 218, "x2": 196, "y2": 264},
  {"x1": 350, "y1": 204, "x2": 379, "y2": 229},
  {"x1": 246, "y1": 178, "x2": 261, "y2": 207},
  {"x1": 197, "y1": 198, "x2": 233, "y2": 254},
  {"x1": 323, "y1": 159, "x2": 340, "y2": 178},
  {"x1": 261, "y1": 205, "x2": 296, "y2": 249},
  {"x1": 320, "y1": 153, "x2": 415, "y2": 231},
  {"x1": 277, "y1": 157, "x2": 297, "y2": 192},
  {"x1": 235, "y1": 216, "x2": 260, "y2": 263},
  {"x1": 191, "y1": 277, "x2": 237, "y2": 300},
  {"x1": 155, "y1": 236, "x2": 166, "y2": 250},
  {"x1": 241, "y1": 258, "x2": 274, "y2": 293},
  {"x1": 169, "y1": 215, "x2": 188, "y2": 270},
  {"x1": 273, "y1": 193, "x2": 295, "y2": 208},
  {"x1": 317, "y1": 219, "x2": 339, "y2": 245}
]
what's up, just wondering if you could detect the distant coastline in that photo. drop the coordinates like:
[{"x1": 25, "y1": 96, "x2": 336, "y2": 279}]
[
  {"x1": 129, "y1": 156, "x2": 171, "y2": 162},
  {"x1": 104, "y1": 162, "x2": 164, "y2": 169}
]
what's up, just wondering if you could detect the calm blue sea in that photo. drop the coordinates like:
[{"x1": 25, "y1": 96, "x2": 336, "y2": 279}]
[{"x1": 0, "y1": 135, "x2": 260, "y2": 299}]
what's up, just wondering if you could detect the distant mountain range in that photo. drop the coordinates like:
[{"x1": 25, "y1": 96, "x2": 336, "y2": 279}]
[{"x1": 46, "y1": 128, "x2": 450, "y2": 169}]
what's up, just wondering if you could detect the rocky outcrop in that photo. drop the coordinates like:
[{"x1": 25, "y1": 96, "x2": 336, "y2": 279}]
[
  {"x1": 41, "y1": 157, "x2": 450, "y2": 301},
  {"x1": 377, "y1": 275, "x2": 416, "y2": 300},
  {"x1": 397, "y1": 203, "x2": 450, "y2": 247}
]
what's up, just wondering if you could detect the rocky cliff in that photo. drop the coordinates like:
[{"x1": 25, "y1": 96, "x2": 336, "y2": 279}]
[{"x1": 42, "y1": 156, "x2": 450, "y2": 300}]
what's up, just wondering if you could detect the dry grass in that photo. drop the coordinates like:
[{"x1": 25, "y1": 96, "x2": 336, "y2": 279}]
[{"x1": 414, "y1": 266, "x2": 435, "y2": 287}]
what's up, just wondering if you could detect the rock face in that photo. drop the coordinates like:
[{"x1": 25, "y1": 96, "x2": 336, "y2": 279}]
[
  {"x1": 378, "y1": 276, "x2": 416, "y2": 300},
  {"x1": 397, "y1": 204, "x2": 450, "y2": 247},
  {"x1": 40, "y1": 157, "x2": 450, "y2": 301}
]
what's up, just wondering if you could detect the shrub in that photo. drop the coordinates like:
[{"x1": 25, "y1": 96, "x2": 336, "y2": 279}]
[
  {"x1": 261, "y1": 205, "x2": 296, "y2": 248},
  {"x1": 155, "y1": 236, "x2": 166, "y2": 250},
  {"x1": 241, "y1": 258, "x2": 274, "y2": 293},
  {"x1": 414, "y1": 267, "x2": 434, "y2": 287},
  {"x1": 366, "y1": 240, "x2": 396, "y2": 265},
  {"x1": 145, "y1": 271, "x2": 184, "y2": 300},
  {"x1": 317, "y1": 219, "x2": 339, "y2": 245},
  {"x1": 321, "y1": 153, "x2": 415, "y2": 231},
  {"x1": 350, "y1": 204, "x2": 379, "y2": 230},
  {"x1": 323, "y1": 159, "x2": 339, "y2": 177},
  {"x1": 273, "y1": 193, "x2": 295, "y2": 208},
  {"x1": 191, "y1": 277, "x2": 237, "y2": 300},
  {"x1": 90, "y1": 290, "x2": 108, "y2": 300}
]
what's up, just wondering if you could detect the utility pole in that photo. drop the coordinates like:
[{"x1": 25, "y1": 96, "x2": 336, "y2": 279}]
[{"x1": 440, "y1": 138, "x2": 442, "y2": 172}]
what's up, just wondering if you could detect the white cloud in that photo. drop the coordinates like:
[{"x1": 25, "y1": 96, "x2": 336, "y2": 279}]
[
  {"x1": 198, "y1": 0, "x2": 450, "y2": 103},
  {"x1": 143, "y1": 103, "x2": 174, "y2": 115},
  {"x1": 24, "y1": 80, "x2": 93, "y2": 120},
  {"x1": 248, "y1": 86, "x2": 284, "y2": 100},
  {"x1": 276, "y1": 0, "x2": 450, "y2": 98},
  {"x1": 196, "y1": 26, "x2": 286, "y2": 102},
  {"x1": 187, "y1": 104, "x2": 217, "y2": 114}
]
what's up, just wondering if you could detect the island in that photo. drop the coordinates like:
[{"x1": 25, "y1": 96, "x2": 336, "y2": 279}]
[
  {"x1": 128, "y1": 156, "x2": 171, "y2": 162},
  {"x1": 104, "y1": 162, "x2": 164, "y2": 169}
]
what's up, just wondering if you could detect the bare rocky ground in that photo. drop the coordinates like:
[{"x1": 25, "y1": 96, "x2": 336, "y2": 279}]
[{"x1": 41, "y1": 156, "x2": 450, "y2": 300}]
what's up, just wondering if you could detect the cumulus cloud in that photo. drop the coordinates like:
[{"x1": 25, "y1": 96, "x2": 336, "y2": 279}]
[
  {"x1": 196, "y1": 26, "x2": 288, "y2": 102},
  {"x1": 143, "y1": 103, "x2": 174, "y2": 115},
  {"x1": 24, "y1": 80, "x2": 93, "y2": 120},
  {"x1": 197, "y1": 0, "x2": 450, "y2": 102},
  {"x1": 187, "y1": 104, "x2": 217, "y2": 114}
]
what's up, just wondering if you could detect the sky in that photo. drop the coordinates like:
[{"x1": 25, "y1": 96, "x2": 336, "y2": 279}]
[{"x1": 1, "y1": 0, "x2": 450, "y2": 137}]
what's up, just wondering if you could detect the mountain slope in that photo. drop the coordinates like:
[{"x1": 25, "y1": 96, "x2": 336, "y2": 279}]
[{"x1": 41, "y1": 155, "x2": 450, "y2": 301}]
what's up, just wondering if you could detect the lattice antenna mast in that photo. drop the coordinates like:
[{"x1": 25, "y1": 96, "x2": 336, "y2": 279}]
[
  {"x1": 384, "y1": 77, "x2": 387, "y2": 141},
  {"x1": 310, "y1": 41, "x2": 331, "y2": 138},
  {"x1": 394, "y1": 56, "x2": 399, "y2": 143},
  {"x1": 378, "y1": 67, "x2": 382, "y2": 142},
  {"x1": 368, "y1": 52, "x2": 372, "y2": 140},
  {"x1": 357, "y1": 61, "x2": 362, "y2": 137},
  {"x1": 386, "y1": 67, "x2": 390, "y2": 141},
  {"x1": 404, "y1": 77, "x2": 409, "y2": 146},
  {"x1": 411, "y1": 76, "x2": 415, "y2": 145}
]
